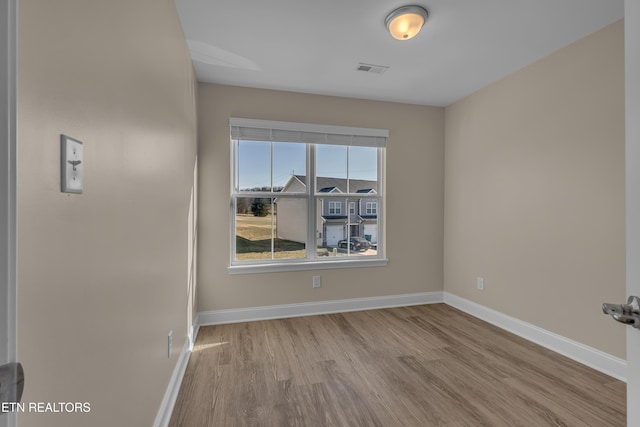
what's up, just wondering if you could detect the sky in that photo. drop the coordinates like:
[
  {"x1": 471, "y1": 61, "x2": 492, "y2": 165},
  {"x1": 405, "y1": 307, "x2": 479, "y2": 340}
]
[{"x1": 237, "y1": 141, "x2": 377, "y2": 190}]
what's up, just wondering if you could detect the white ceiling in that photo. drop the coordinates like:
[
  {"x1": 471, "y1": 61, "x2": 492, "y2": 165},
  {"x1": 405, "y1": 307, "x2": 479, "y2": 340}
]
[{"x1": 175, "y1": 0, "x2": 624, "y2": 107}]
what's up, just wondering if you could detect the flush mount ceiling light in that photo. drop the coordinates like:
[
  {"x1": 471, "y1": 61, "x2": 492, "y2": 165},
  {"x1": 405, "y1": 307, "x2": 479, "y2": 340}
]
[{"x1": 385, "y1": 5, "x2": 428, "y2": 41}]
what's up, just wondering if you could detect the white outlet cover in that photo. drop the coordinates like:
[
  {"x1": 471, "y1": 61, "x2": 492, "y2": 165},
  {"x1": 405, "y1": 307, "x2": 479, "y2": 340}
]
[{"x1": 61, "y1": 134, "x2": 83, "y2": 193}]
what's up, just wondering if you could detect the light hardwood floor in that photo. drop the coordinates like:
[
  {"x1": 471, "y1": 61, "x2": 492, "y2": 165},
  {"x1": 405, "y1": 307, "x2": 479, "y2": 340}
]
[{"x1": 169, "y1": 304, "x2": 625, "y2": 426}]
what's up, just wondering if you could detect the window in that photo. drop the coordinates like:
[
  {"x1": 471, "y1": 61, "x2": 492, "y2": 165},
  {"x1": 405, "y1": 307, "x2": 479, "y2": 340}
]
[
  {"x1": 230, "y1": 118, "x2": 387, "y2": 273},
  {"x1": 329, "y1": 201, "x2": 341, "y2": 215}
]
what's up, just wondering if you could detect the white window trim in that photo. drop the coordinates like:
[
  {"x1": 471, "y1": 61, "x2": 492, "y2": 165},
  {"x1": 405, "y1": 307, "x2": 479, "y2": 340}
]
[
  {"x1": 329, "y1": 201, "x2": 341, "y2": 215},
  {"x1": 229, "y1": 118, "x2": 387, "y2": 274},
  {"x1": 349, "y1": 202, "x2": 356, "y2": 215},
  {"x1": 229, "y1": 258, "x2": 388, "y2": 274}
]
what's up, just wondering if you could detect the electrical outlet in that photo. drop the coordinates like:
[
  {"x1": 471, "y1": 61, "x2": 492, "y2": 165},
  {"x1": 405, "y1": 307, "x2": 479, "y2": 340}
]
[
  {"x1": 168, "y1": 331, "x2": 173, "y2": 358},
  {"x1": 312, "y1": 275, "x2": 321, "y2": 288},
  {"x1": 477, "y1": 277, "x2": 484, "y2": 291}
]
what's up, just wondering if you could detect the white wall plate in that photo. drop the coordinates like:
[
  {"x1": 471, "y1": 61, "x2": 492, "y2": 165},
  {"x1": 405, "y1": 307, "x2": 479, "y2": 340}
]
[{"x1": 60, "y1": 134, "x2": 83, "y2": 193}]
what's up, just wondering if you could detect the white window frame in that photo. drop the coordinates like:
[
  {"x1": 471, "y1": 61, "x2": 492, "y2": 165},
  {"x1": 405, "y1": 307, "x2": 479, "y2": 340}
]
[
  {"x1": 329, "y1": 201, "x2": 341, "y2": 215},
  {"x1": 366, "y1": 201, "x2": 377, "y2": 215},
  {"x1": 229, "y1": 118, "x2": 388, "y2": 274}
]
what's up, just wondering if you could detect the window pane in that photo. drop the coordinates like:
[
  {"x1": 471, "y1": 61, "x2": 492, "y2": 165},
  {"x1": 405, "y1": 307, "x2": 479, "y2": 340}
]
[
  {"x1": 274, "y1": 197, "x2": 307, "y2": 259},
  {"x1": 348, "y1": 146, "x2": 378, "y2": 181},
  {"x1": 316, "y1": 145, "x2": 347, "y2": 184},
  {"x1": 348, "y1": 146, "x2": 378, "y2": 195},
  {"x1": 316, "y1": 198, "x2": 346, "y2": 257},
  {"x1": 235, "y1": 197, "x2": 274, "y2": 260},
  {"x1": 358, "y1": 197, "x2": 378, "y2": 255},
  {"x1": 273, "y1": 142, "x2": 306, "y2": 190},
  {"x1": 315, "y1": 196, "x2": 378, "y2": 258},
  {"x1": 360, "y1": 215, "x2": 378, "y2": 256},
  {"x1": 237, "y1": 140, "x2": 271, "y2": 192},
  {"x1": 235, "y1": 197, "x2": 306, "y2": 261},
  {"x1": 317, "y1": 145, "x2": 377, "y2": 195}
]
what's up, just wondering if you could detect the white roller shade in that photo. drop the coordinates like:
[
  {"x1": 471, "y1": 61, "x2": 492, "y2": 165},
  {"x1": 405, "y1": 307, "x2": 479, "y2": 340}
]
[{"x1": 230, "y1": 117, "x2": 388, "y2": 147}]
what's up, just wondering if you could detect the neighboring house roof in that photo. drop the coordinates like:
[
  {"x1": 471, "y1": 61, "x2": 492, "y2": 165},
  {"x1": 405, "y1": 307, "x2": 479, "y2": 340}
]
[
  {"x1": 282, "y1": 175, "x2": 377, "y2": 193},
  {"x1": 323, "y1": 216, "x2": 348, "y2": 221},
  {"x1": 318, "y1": 186, "x2": 342, "y2": 193}
]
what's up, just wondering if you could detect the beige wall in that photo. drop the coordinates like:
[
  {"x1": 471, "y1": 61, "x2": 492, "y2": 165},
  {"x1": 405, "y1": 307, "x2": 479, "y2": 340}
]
[
  {"x1": 198, "y1": 84, "x2": 444, "y2": 311},
  {"x1": 14, "y1": 6, "x2": 624, "y2": 425},
  {"x1": 17, "y1": 1, "x2": 197, "y2": 426},
  {"x1": 444, "y1": 21, "x2": 626, "y2": 358}
]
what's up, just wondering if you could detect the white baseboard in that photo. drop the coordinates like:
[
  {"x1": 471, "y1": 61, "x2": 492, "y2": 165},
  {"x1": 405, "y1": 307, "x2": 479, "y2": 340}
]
[
  {"x1": 444, "y1": 292, "x2": 627, "y2": 382},
  {"x1": 196, "y1": 291, "x2": 444, "y2": 327},
  {"x1": 153, "y1": 338, "x2": 192, "y2": 427}
]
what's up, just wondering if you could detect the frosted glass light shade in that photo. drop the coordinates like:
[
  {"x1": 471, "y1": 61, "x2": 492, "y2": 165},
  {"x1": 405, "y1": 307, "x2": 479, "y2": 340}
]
[{"x1": 385, "y1": 6, "x2": 428, "y2": 40}]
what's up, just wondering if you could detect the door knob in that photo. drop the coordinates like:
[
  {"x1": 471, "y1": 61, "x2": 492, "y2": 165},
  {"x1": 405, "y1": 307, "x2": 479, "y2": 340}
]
[
  {"x1": 602, "y1": 296, "x2": 640, "y2": 328},
  {"x1": 0, "y1": 362, "x2": 24, "y2": 409}
]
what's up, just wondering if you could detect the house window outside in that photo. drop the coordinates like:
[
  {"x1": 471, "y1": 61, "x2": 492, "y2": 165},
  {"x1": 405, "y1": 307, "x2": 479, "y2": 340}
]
[
  {"x1": 366, "y1": 201, "x2": 377, "y2": 215},
  {"x1": 230, "y1": 118, "x2": 387, "y2": 273},
  {"x1": 329, "y1": 201, "x2": 341, "y2": 215}
]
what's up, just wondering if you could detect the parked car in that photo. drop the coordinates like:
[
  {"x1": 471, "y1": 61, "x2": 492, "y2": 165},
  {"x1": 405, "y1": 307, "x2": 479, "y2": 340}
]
[{"x1": 338, "y1": 236, "x2": 371, "y2": 251}]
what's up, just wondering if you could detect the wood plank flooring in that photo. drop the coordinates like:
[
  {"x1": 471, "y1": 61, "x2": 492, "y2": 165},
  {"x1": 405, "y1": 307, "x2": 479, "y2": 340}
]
[{"x1": 169, "y1": 304, "x2": 625, "y2": 426}]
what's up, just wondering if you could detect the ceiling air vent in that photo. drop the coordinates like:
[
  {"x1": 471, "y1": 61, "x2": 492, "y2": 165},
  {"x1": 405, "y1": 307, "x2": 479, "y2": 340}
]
[{"x1": 355, "y1": 63, "x2": 390, "y2": 74}]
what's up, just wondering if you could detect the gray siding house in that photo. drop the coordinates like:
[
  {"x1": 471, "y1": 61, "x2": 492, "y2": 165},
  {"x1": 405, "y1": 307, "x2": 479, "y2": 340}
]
[{"x1": 276, "y1": 175, "x2": 378, "y2": 247}]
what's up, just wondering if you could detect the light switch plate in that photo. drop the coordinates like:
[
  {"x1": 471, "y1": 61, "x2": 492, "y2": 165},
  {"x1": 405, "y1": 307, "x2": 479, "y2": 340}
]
[{"x1": 61, "y1": 134, "x2": 83, "y2": 193}]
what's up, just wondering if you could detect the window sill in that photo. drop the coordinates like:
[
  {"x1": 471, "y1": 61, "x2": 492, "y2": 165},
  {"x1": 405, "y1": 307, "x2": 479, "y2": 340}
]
[{"x1": 228, "y1": 258, "x2": 388, "y2": 275}]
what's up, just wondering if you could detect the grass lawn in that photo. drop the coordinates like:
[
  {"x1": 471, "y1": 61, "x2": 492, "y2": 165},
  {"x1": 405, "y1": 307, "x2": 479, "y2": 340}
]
[
  {"x1": 235, "y1": 214, "x2": 305, "y2": 260},
  {"x1": 234, "y1": 214, "x2": 376, "y2": 260}
]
